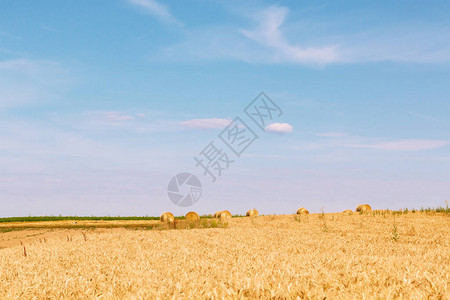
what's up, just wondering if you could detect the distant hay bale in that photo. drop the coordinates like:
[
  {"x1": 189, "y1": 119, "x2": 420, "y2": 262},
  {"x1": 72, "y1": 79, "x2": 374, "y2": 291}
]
[
  {"x1": 185, "y1": 211, "x2": 200, "y2": 223},
  {"x1": 356, "y1": 204, "x2": 372, "y2": 213},
  {"x1": 172, "y1": 219, "x2": 180, "y2": 229},
  {"x1": 246, "y1": 209, "x2": 259, "y2": 217},
  {"x1": 296, "y1": 207, "x2": 309, "y2": 215},
  {"x1": 342, "y1": 209, "x2": 353, "y2": 214},
  {"x1": 219, "y1": 210, "x2": 232, "y2": 219},
  {"x1": 213, "y1": 211, "x2": 222, "y2": 218},
  {"x1": 160, "y1": 212, "x2": 175, "y2": 223}
]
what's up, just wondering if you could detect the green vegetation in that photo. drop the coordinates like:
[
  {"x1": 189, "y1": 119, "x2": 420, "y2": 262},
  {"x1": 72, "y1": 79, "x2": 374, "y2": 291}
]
[
  {"x1": 373, "y1": 205, "x2": 449, "y2": 216},
  {"x1": 0, "y1": 214, "x2": 245, "y2": 223},
  {"x1": 1, "y1": 205, "x2": 447, "y2": 225},
  {"x1": 199, "y1": 219, "x2": 228, "y2": 229},
  {"x1": 0, "y1": 227, "x2": 26, "y2": 233},
  {"x1": 232, "y1": 214, "x2": 245, "y2": 218},
  {"x1": 405, "y1": 205, "x2": 449, "y2": 214},
  {"x1": 391, "y1": 218, "x2": 400, "y2": 242},
  {"x1": 322, "y1": 221, "x2": 329, "y2": 233},
  {"x1": 0, "y1": 224, "x2": 161, "y2": 231},
  {"x1": 0, "y1": 216, "x2": 162, "y2": 223},
  {"x1": 422, "y1": 205, "x2": 450, "y2": 213}
]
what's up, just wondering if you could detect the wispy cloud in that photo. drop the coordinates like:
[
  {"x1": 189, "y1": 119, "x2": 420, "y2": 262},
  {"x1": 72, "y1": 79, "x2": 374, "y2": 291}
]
[
  {"x1": 80, "y1": 111, "x2": 158, "y2": 128},
  {"x1": 0, "y1": 59, "x2": 70, "y2": 109},
  {"x1": 104, "y1": 111, "x2": 135, "y2": 121},
  {"x1": 333, "y1": 21, "x2": 450, "y2": 63},
  {"x1": 351, "y1": 139, "x2": 450, "y2": 151},
  {"x1": 0, "y1": 31, "x2": 21, "y2": 40},
  {"x1": 241, "y1": 6, "x2": 340, "y2": 65},
  {"x1": 151, "y1": 3, "x2": 450, "y2": 66},
  {"x1": 409, "y1": 111, "x2": 449, "y2": 125},
  {"x1": 293, "y1": 135, "x2": 450, "y2": 152},
  {"x1": 244, "y1": 6, "x2": 450, "y2": 64},
  {"x1": 126, "y1": 0, "x2": 182, "y2": 26},
  {"x1": 154, "y1": 5, "x2": 340, "y2": 65},
  {"x1": 317, "y1": 132, "x2": 348, "y2": 138},
  {"x1": 180, "y1": 118, "x2": 232, "y2": 129},
  {"x1": 265, "y1": 122, "x2": 293, "y2": 134}
]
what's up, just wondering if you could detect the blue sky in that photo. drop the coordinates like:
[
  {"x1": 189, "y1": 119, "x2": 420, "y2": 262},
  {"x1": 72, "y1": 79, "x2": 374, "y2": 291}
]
[{"x1": 1, "y1": 0, "x2": 449, "y2": 216}]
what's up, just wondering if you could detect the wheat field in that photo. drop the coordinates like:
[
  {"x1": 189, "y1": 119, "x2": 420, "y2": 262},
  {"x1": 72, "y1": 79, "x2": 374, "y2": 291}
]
[{"x1": 0, "y1": 212, "x2": 449, "y2": 299}]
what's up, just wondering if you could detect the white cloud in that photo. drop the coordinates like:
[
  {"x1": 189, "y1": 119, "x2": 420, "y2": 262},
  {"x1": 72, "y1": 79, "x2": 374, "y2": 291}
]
[
  {"x1": 180, "y1": 118, "x2": 232, "y2": 129},
  {"x1": 126, "y1": 0, "x2": 182, "y2": 26},
  {"x1": 265, "y1": 122, "x2": 293, "y2": 134},
  {"x1": 351, "y1": 139, "x2": 450, "y2": 151},
  {"x1": 241, "y1": 6, "x2": 340, "y2": 65}
]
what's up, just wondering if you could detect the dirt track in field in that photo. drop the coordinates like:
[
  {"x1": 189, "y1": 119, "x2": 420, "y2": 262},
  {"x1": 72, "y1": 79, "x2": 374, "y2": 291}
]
[{"x1": 0, "y1": 220, "x2": 160, "y2": 248}]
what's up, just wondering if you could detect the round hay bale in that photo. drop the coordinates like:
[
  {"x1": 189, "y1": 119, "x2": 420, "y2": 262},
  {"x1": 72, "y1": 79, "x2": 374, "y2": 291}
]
[
  {"x1": 219, "y1": 210, "x2": 232, "y2": 219},
  {"x1": 213, "y1": 211, "x2": 222, "y2": 218},
  {"x1": 356, "y1": 204, "x2": 372, "y2": 213},
  {"x1": 172, "y1": 219, "x2": 180, "y2": 229},
  {"x1": 296, "y1": 207, "x2": 309, "y2": 215},
  {"x1": 342, "y1": 209, "x2": 353, "y2": 214},
  {"x1": 246, "y1": 209, "x2": 259, "y2": 217},
  {"x1": 185, "y1": 211, "x2": 200, "y2": 223},
  {"x1": 160, "y1": 212, "x2": 175, "y2": 223}
]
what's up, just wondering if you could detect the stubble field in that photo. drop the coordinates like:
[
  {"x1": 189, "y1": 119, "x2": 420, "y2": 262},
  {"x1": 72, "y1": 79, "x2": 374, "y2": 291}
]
[{"x1": 0, "y1": 212, "x2": 449, "y2": 299}]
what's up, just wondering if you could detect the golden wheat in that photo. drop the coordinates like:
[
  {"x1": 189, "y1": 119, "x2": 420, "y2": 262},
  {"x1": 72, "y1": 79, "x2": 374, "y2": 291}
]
[{"x1": 0, "y1": 213, "x2": 448, "y2": 299}]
